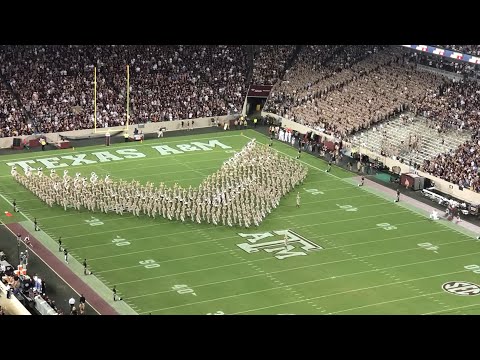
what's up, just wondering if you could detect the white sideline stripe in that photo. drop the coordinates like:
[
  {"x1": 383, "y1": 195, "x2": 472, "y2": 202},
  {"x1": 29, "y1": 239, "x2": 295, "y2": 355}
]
[
  {"x1": 84, "y1": 213, "x2": 425, "y2": 259},
  {"x1": 423, "y1": 303, "x2": 480, "y2": 315},
  {"x1": 0, "y1": 134, "x2": 244, "y2": 163},
  {"x1": 140, "y1": 269, "x2": 466, "y2": 314},
  {"x1": 127, "y1": 243, "x2": 480, "y2": 300},
  {"x1": 116, "y1": 235, "x2": 480, "y2": 287},
  {"x1": 330, "y1": 291, "x2": 446, "y2": 314}
]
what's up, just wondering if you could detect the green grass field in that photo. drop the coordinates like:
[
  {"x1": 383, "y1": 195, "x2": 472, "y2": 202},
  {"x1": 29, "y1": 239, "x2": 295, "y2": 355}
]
[{"x1": 2, "y1": 129, "x2": 480, "y2": 315}]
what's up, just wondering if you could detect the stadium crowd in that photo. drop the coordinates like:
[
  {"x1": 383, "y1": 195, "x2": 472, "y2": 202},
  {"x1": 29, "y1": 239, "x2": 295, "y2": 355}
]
[
  {"x1": 265, "y1": 46, "x2": 447, "y2": 139},
  {"x1": 3, "y1": 44, "x2": 480, "y2": 193},
  {"x1": 251, "y1": 45, "x2": 296, "y2": 85},
  {"x1": 0, "y1": 45, "x2": 249, "y2": 133},
  {"x1": 259, "y1": 45, "x2": 480, "y2": 193},
  {"x1": 0, "y1": 80, "x2": 31, "y2": 138},
  {"x1": 419, "y1": 79, "x2": 480, "y2": 191}
]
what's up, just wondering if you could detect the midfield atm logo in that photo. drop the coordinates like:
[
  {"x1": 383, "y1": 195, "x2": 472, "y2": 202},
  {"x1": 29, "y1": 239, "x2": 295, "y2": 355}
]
[{"x1": 236, "y1": 230, "x2": 323, "y2": 260}]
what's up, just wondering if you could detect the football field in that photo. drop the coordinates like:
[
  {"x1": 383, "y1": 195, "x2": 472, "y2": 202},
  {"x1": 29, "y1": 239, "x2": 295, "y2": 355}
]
[{"x1": 1, "y1": 129, "x2": 480, "y2": 315}]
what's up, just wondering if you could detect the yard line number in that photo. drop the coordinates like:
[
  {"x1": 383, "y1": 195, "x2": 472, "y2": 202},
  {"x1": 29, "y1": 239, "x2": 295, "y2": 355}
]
[
  {"x1": 418, "y1": 242, "x2": 439, "y2": 253},
  {"x1": 112, "y1": 235, "x2": 130, "y2": 247},
  {"x1": 464, "y1": 264, "x2": 480, "y2": 274},
  {"x1": 336, "y1": 204, "x2": 358, "y2": 212},
  {"x1": 139, "y1": 259, "x2": 160, "y2": 269},
  {"x1": 305, "y1": 189, "x2": 324, "y2": 195},
  {"x1": 376, "y1": 223, "x2": 397, "y2": 231},
  {"x1": 207, "y1": 311, "x2": 225, "y2": 315},
  {"x1": 85, "y1": 216, "x2": 104, "y2": 226},
  {"x1": 172, "y1": 284, "x2": 197, "y2": 296}
]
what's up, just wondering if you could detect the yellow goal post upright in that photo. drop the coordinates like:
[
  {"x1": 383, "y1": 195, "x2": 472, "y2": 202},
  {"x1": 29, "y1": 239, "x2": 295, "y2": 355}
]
[
  {"x1": 92, "y1": 66, "x2": 112, "y2": 135},
  {"x1": 94, "y1": 66, "x2": 97, "y2": 134},
  {"x1": 125, "y1": 64, "x2": 130, "y2": 133}
]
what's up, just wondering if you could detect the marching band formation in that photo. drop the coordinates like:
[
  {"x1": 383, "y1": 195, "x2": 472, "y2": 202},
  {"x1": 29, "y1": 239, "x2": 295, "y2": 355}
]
[{"x1": 12, "y1": 140, "x2": 308, "y2": 228}]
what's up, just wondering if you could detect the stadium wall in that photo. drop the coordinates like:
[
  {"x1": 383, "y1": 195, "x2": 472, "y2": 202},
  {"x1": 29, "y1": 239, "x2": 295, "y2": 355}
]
[
  {"x1": 271, "y1": 114, "x2": 480, "y2": 205},
  {"x1": 0, "y1": 114, "x2": 240, "y2": 149}
]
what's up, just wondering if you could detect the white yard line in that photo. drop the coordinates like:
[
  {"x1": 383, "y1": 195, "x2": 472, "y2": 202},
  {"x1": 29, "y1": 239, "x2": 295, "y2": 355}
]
[
  {"x1": 59, "y1": 200, "x2": 394, "y2": 241},
  {"x1": 116, "y1": 238, "x2": 480, "y2": 286},
  {"x1": 423, "y1": 303, "x2": 480, "y2": 315},
  {"x1": 328, "y1": 291, "x2": 447, "y2": 314},
  {"x1": 70, "y1": 227, "x2": 208, "y2": 251},
  {"x1": 95, "y1": 249, "x2": 232, "y2": 273},
  {"x1": 128, "y1": 245, "x2": 476, "y2": 301},
  {"x1": 80, "y1": 211, "x2": 418, "y2": 256},
  {"x1": 140, "y1": 269, "x2": 466, "y2": 314}
]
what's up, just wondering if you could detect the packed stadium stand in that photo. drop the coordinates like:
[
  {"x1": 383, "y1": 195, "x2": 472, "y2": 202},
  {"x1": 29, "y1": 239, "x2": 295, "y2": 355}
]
[{"x1": 2, "y1": 44, "x2": 480, "y2": 193}]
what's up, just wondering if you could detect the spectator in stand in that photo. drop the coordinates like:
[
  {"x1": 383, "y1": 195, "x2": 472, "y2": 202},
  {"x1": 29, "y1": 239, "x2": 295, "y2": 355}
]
[
  {"x1": 0, "y1": 45, "x2": 248, "y2": 133},
  {"x1": 265, "y1": 46, "x2": 445, "y2": 141},
  {"x1": 252, "y1": 45, "x2": 296, "y2": 85}
]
